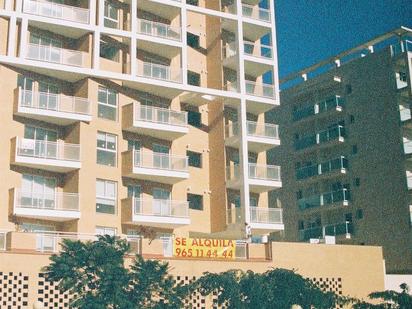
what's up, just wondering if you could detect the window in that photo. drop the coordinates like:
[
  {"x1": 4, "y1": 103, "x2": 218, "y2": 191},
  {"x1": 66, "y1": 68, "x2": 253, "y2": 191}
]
[
  {"x1": 399, "y1": 71, "x2": 408, "y2": 82},
  {"x1": 187, "y1": 193, "x2": 203, "y2": 210},
  {"x1": 38, "y1": 82, "x2": 59, "y2": 110},
  {"x1": 349, "y1": 115, "x2": 355, "y2": 123},
  {"x1": 186, "y1": 0, "x2": 199, "y2": 5},
  {"x1": 356, "y1": 209, "x2": 363, "y2": 219},
  {"x1": 104, "y1": 1, "x2": 119, "y2": 29},
  {"x1": 354, "y1": 178, "x2": 361, "y2": 187},
  {"x1": 187, "y1": 151, "x2": 202, "y2": 168},
  {"x1": 346, "y1": 84, "x2": 352, "y2": 94},
  {"x1": 296, "y1": 190, "x2": 303, "y2": 200},
  {"x1": 97, "y1": 132, "x2": 117, "y2": 166},
  {"x1": 352, "y1": 145, "x2": 358, "y2": 154},
  {"x1": 96, "y1": 179, "x2": 117, "y2": 214},
  {"x1": 96, "y1": 226, "x2": 117, "y2": 236},
  {"x1": 98, "y1": 87, "x2": 118, "y2": 120},
  {"x1": 298, "y1": 220, "x2": 304, "y2": 230},
  {"x1": 29, "y1": 34, "x2": 62, "y2": 63},
  {"x1": 21, "y1": 175, "x2": 57, "y2": 209},
  {"x1": 17, "y1": 76, "x2": 34, "y2": 106},
  {"x1": 345, "y1": 213, "x2": 353, "y2": 223},
  {"x1": 187, "y1": 33, "x2": 200, "y2": 49},
  {"x1": 23, "y1": 126, "x2": 58, "y2": 157},
  {"x1": 188, "y1": 110, "x2": 201, "y2": 127},
  {"x1": 100, "y1": 39, "x2": 119, "y2": 61},
  {"x1": 188, "y1": 71, "x2": 201, "y2": 86}
]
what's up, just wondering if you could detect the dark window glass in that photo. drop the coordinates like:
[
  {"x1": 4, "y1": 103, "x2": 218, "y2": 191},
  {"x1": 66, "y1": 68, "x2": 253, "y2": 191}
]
[
  {"x1": 187, "y1": 33, "x2": 200, "y2": 49},
  {"x1": 356, "y1": 209, "x2": 363, "y2": 219},
  {"x1": 188, "y1": 71, "x2": 201, "y2": 86},
  {"x1": 186, "y1": 0, "x2": 199, "y2": 5},
  {"x1": 188, "y1": 193, "x2": 203, "y2": 210},
  {"x1": 187, "y1": 151, "x2": 202, "y2": 168},
  {"x1": 352, "y1": 145, "x2": 358, "y2": 154},
  {"x1": 188, "y1": 110, "x2": 202, "y2": 127}
]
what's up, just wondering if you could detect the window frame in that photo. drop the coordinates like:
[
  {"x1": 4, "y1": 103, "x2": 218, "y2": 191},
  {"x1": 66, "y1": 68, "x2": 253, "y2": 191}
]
[
  {"x1": 187, "y1": 150, "x2": 202, "y2": 168},
  {"x1": 187, "y1": 193, "x2": 203, "y2": 210},
  {"x1": 98, "y1": 86, "x2": 118, "y2": 121},
  {"x1": 96, "y1": 179, "x2": 117, "y2": 214},
  {"x1": 96, "y1": 131, "x2": 117, "y2": 167}
]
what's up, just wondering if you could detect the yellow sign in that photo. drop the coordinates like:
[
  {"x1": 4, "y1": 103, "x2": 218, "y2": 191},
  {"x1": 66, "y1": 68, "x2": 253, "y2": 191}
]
[{"x1": 173, "y1": 237, "x2": 236, "y2": 259}]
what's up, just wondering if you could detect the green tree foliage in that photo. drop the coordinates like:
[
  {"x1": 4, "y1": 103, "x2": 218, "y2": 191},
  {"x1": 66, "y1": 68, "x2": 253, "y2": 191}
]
[
  {"x1": 194, "y1": 268, "x2": 338, "y2": 309},
  {"x1": 353, "y1": 284, "x2": 412, "y2": 309}
]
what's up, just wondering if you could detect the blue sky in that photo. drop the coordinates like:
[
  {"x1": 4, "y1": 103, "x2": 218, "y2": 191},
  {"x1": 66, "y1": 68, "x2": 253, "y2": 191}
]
[{"x1": 275, "y1": 0, "x2": 412, "y2": 78}]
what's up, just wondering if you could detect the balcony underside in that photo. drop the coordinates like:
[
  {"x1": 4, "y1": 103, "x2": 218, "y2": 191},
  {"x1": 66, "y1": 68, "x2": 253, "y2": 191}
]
[
  {"x1": 242, "y1": 22, "x2": 270, "y2": 41},
  {"x1": 225, "y1": 135, "x2": 280, "y2": 152},
  {"x1": 13, "y1": 207, "x2": 80, "y2": 221},
  {"x1": 250, "y1": 222, "x2": 284, "y2": 234},
  {"x1": 127, "y1": 215, "x2": 190, "y2": 229},
  {"x1": 124, "y1": 121, "x2": 188, "y2": 140},
  {"x1": 13, "y1": 155, "x2": 81, "y2": 173},
  {"x1": 244, "y1": 59, "x2": 272, "y2": 78},
  {"x1": 297, "y1": 169, "x2": 347, "y2": 184},
  {"x1": 27, "y1": 19, "x2": 90, "y2": 39},
  {"x1": 249, "y1": 179, "x2": 282, "y2": 193},
  {"x1": 138, "y1": 40, "x2": 181, "y2": 58},
  {"x1": 15, "y1": 106, "x2": 91, "y2": 125},
  {"x1": 126, "y1": 167, "x2": 189, "y2": 184},
  {"x1": 223, "y1": 55, "x2": 238, "y2": 71}
]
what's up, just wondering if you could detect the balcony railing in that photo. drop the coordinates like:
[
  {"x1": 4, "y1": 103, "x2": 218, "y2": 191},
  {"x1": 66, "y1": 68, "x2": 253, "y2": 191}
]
[
  {"x1": 244, "y1": 41, "x2": 273, "y2": 59},
  {"x1": 294, "y1": 125, "x2": 345, "y2": 151},
  {"x1": 245, "y1": 80, "x2": 275, "y2": 98},
  {"x1": 248, "y1": 163, "x2": 281, "y2": 181},
  {"x1": 400, "y1": 105, "x2": 412, "y2": 122},
  {"x1": 138, "y1": 62, "x2": 182, "y2": 83},
  {"x1": 16, "y1": 138, "x2": 81, "y2": 162},
  {"x1": 26, "y1": 43, "x2": 85, "y2": 67},
  {"x1": 135, "y1": 104, "x2": 187, "y2": 127},
  {"x1": 391, "y1": 40, "x2": 412, "y2": 56},
  {"x1": 19, "y1": 89, "x2": 91, "y2": 115},
  {"x1": 134, "y1": 151, "x2": 188, "y2": 172},
  {"x1": 247, "y1": 121, "x2": 279, "y2": 139},
  {"x1": 14, "y1": 189, "x2": 79, "y2": 212},
  {"x1": 250, "y1": 207, "x2": 282, "y2": 224},
  {"x1": 222, "y1": 42, "x2": 237, "y2": 59},
  {"x1": 23, "y1": 0, "x2": 90, "y2": 24},
  {"x1": 137, "y1": 19, "x2": 181, "y2": 41},
  {"x1": 133, "y1": 198, "x2": 189, "y2": 218},
  {"x1": 296, "y1": 156, "x2": 348, "y2": 180},
  {"x1": 298, "y1": 188, "x2": 350, "y2": 210},
  {"x1": 242, "y1": 4, "x2": 270, "y2": 22},
  {"x1": 299, "y1": 221, "x2": 353, "y2": 241},
  {"x1": 293, "y1": 96, "x2": 344, "y2": 122},
  {"x1": 404, "y1": 140, "x2": 412, "y2": 155}
]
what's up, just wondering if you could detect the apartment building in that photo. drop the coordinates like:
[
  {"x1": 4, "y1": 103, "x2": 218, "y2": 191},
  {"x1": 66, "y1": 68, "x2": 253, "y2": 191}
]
[{"x1": 269, "y1": 27, "x2": 412, "y2": 274}]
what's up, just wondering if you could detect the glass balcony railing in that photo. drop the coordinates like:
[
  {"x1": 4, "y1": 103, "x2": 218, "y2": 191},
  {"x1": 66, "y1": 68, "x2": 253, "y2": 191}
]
[
  {"x1": 404, "y1": 140, "x2": 412, "y2": 155},
  {"x1": 137, "y1": 62, "x2": 182, "y2": 83},
  {"x1": 134, "y1": 104, "x2": 187, "y2": 127},
  {"x1": 14, "y1": 189, "x2": 80, "y2": 212},
  {"x1": 23, "y1": 0, "x2": 90, "y2": 24},
  {"x1": 225, "y1": 121, "x2": 279, "y2": 140},
  {"x1": 245, "y1": 80, "x2": 275, "y2": 98},
  {"x1": 296, "y1": 156, "x2": 348, "y2": 180},
  {"x1": 19, "y1": 89, "x2": 91, "y2": 116},
  {"x1": 244, "y1": 41, "x2": 273, "y2": 59},
  {"x1": 133, "y1": 197, "x2": 189, "y2": 218},
  {"x1": 248, "y1": 163, "x2": 281, "y2": 181},
  {"x1": 250, "y1": 207, "x2": 283, "y2": 224},
  {"x1": 26, "y1": 43, "x2": 85, "y2": 67},
  {"x1": 133, "y1": 150, "x2": 188, "y2": 172},
  {"x1": 293, "y1": 96, "x2": 344, "y2": 122},
  {"x1": 298, "y1": 188, "x2": 350, "y2": 210},
  {"x1": 299, "y1": 221, "x2": 353, "y2": 241},
  {"x1": 294, "y1": 125, "x2": 345, "y2": 151},
  {"x1": 242, "y1": 4, "x2": 270, "y2": 22},
  {"x1": 137, "y1": 19, "x2": 181, "y2": 41},
  {"x1": 16, "y1": 137, "x2": 81, "y2": 162}
]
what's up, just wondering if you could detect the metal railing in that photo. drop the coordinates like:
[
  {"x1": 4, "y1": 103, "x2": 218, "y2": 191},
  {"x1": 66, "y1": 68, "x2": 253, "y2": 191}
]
[
  {"x1": 134, "y1": 104, "x2": 187, "y2": 127},
  {"x1": 248, "y1": 163, "x2": 281, "y2": 181},
  {"x1": 404, "y1": 140, "x2": 412, "y2": 155},
  {"x1": 296, "y1": 156, "x2": 348, "y2": 180},
  {"x1": 400, "y1": 105, "x2": 412, "y2": 122},
  {"x1": 14, "y1": 189, "x2": 80, "y2": 211},
  {"x1": 245, "y1": 80, "x2": 275, "y2": 98},
  {"x1": 391, "y1": 40, "x2": 412, "y2": 56},
  {"x1": 23, "y1": 0, "x2": 90, "y2": 24},
  {"x1": 242, "y1": 3, "x2": 271, "y2": 22},
  {"x1": 244, "y1": 41, "x2": 273, "y2": 59},
  {"x1": 133, "y1": 150, "x2": 188, "y2": 172},
  {"x1": 138, "y1": 62, "x2": 182, "y2": 83},
  {"x1": 19, "y1": 88, "x2": 91, "y2": 115},
  {"x1": 26, "y1": 43, "x2": 85, "y2": 67},
  {"x1": 298, "y1": 221, "x2": 353, "y2": 241},
  {"x1": 294, "y1": 125, "x2": 345, "y2": 150},
  {"x1": 293, "y1": 96, "x2": 344, "y2": 122},
  {"x1": 407, "y1": 175, "x2": 412, "y2": 189},
  {"x1": 250, "y1": 207, "x2": 283, "y2": 224},
  {"x1": 137, "y1": 19, "x2": 181, "y2": 41},
  {"x1": 247, "y1": 121, "x2": 279, "y2": 139},
  {"x1": 298, "y1": 188, "x2": 350, "y2": 210},
  {"x1": 16, "y1": 137, "x2": 81, "y2": 162},
  {"x1": 133, "y1": 198, "x2": 189, "y2": 218}
]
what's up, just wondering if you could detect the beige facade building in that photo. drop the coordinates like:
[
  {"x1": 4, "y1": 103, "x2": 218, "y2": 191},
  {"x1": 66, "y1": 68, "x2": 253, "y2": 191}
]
[{"x1": 269, "y1": 27, "x2": 412, "y2": 274}]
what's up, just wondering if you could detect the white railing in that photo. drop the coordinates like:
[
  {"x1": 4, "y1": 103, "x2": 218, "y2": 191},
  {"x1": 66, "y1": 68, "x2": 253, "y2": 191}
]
[
  {"x1": 137, "y1": 19, "x2": 181, "y2": 41},
  {"x1": 0, "y1": 230, "x2": 6, "y2": 250},
  {"x1": 19, "y1": 88, "x2": 91, "y2": 115},
  {"x1": 245, "y1": 80, "x2": 275, "y2": 98},
  {"x1": 404, "y1": 140, "x2": 412, "y2": 155},
  {"x1": 407, "y1": 176, "x2": 412, "y2": 189},
  {"x1": 244, "y1": 41, "x2": 273, "y2": 59},
  {"x1": 26, "y1": 43, "x2": 85, "y2": 67},
  {"x1": 133, "y1": 150, "x2": 188, "y2": 172},
  {"x1": 133, "y1": 198, "x2": 189, "y2": 218},
  {"x1": 298, "y1": 188, "x2": 350, "y2": 210},
  {"x1": 138, "y1": 62, "x2": 182, "y2": 83},
  {"x1": 134, "y1": 104, "x2": 187, "y2": 127},
  {"x1": 250, "y1": 207, "x2": 283, "y2": 224},
  {"x1": 248, "y1": 163, "x2": 281, "y2": 181},
  {"x1": 16, "y1": 137, "x2": 81, "y2": 162},
  {"x1": 14, "y1": 189, "x2": 79, "y2": 211},
  {"x1": 247, "y1": 121, "x2": 279, "y2": 139},
  {"x1": 400, "y1": 105, "x2": 412, "y2": 122},
  {"x1": 23, "y1": 0, "x2": 90, "y2": 24},
  {"x1": 242, "y1": 4, "x2": 271, "y2": 22}
]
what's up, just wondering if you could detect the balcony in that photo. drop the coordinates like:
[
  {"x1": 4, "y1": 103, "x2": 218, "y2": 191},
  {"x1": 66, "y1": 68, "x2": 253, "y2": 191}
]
[
  {"x1": 137, "y1": 19, "x2": 181, "y2": 41},
  {"x1": 298, "y1": 221, "x2": 353, "y2": 241},
  {"x1": 242, "y1": 4, "x2": 270, "y2": 22},
  {"x1": 11, "y1": 137, "x2": 81, "y2": 173},
  {"x1": 137, "y1": 62, "x2": 182, "y2": 83},
  {"x1": 298, "y1": 188, "x2": 350, "y2": 211},
  {"x1": 225, "y1": 121, "x2": 280, "y2": 152},
  {"x1": 26, "y1": 43, "x2": 87, "y2": 68},
  {"x1": 23, "y1": 0, "x2": 90, "y2": 24},
  {"x1": 122, "y1": 103, "x2": 188, "y2": 140},
  {"x1": 249, "y1": 207, "x2": 283, "y2": 233},
  {"x1": 407, "y1": 175, "x2": 412, "y2": 190},
  {"x1": 122, "y1": 150, "x2": 189, "y2": 184},
  {"x1": 15, "y1": 88, "x2": 91, "y2": 125},
  {"x1": 12, "y1": 188, "x2": 80, "y2": 221},
  {"x1": 245, "y1": 81, "x2": 275, "y2": 98},
  {"x1": 244, "y1": 41, "x2": 273, "y2": 59},
  {"x1": 296, "y1": 156, "x2": 348, "y2": 181},
  {"x1": 293, "y1": 96, "x2": 344, "y2": 122},
  {"x1": 404, "y1": 140, "x2": 412, "y2": 158},
  {"x1": 294, "y1": 125, "x2": 345, "y2": 151},
  {"x1": 122, "y1": 197, "x2": 190, "y2": 228}
]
